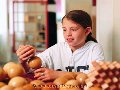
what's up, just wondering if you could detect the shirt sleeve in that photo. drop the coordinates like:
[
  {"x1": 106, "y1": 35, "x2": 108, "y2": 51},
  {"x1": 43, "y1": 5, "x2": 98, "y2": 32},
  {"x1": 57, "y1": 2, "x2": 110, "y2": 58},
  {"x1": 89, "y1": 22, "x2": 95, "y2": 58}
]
[
  {"x1": 86, "y1": 43, "x2": 105, "y2": 74},
  {"x1": 36, "y1": 46, "x2": 55, "y2": 69},
  {"x1": 92, "y1": 43, "x2": 105, "y2": 61}
]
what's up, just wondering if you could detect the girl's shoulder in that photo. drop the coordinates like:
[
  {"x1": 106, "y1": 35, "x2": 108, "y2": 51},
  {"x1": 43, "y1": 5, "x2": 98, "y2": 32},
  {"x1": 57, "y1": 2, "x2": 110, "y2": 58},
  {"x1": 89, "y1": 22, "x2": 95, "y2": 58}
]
[
  {"x1": 84, "y1": 41, "x2": 103, "y2": 50},
  {"x1": 86, "y1": 41, "x2": 101, "y2": 46}
]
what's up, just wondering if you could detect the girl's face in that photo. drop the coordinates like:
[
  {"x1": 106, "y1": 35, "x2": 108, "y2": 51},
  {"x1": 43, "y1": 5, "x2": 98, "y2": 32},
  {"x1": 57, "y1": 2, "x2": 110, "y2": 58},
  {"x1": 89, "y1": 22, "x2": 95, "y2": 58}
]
[{"x1": 62, "y1": 18, "x2": 91, "y2": 50}]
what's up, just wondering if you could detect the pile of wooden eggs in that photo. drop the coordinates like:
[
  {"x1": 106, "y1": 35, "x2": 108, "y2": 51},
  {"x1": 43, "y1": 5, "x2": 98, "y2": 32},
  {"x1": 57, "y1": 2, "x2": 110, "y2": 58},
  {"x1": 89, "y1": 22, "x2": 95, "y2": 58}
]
[{"x1": 0, "y1": 56, "x2": 119, "y2": 90}]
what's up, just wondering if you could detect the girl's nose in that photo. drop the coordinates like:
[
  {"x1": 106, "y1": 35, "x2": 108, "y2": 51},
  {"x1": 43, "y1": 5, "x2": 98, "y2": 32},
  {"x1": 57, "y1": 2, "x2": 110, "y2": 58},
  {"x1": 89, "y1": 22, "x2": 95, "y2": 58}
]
[{"x1": 66, "y1": 31, "x2": 71, "y2": 36}]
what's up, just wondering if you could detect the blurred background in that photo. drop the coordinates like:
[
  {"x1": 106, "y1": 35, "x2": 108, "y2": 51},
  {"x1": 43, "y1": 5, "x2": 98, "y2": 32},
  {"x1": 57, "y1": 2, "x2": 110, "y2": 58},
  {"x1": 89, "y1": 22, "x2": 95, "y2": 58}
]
[{"x1": 0, "y1": 0, "x2": 120, "y2": 66}]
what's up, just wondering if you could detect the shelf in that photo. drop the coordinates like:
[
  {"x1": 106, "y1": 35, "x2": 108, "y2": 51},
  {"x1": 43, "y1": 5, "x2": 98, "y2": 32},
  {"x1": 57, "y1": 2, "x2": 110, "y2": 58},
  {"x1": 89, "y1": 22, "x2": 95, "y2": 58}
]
[
  {"x1": 16, "y1": 40, "x2": 46, "y2": 43},
  {"x1": 12, "y1": 0, "x2": 48, "y2": 52}
]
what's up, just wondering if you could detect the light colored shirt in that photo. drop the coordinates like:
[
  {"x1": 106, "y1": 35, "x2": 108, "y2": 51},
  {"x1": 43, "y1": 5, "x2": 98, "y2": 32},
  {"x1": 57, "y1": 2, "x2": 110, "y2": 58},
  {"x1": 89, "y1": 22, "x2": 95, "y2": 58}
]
[{"x1": 37, "y1": 41, "x2": 104, "y2": 73}]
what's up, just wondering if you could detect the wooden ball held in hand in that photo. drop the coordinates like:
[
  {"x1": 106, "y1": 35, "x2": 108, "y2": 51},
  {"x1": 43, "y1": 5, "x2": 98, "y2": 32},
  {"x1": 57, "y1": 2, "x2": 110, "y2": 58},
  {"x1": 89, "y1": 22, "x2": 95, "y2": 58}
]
[{"x1": 28, "y1": 56, "x2": 42, "y2": 69}]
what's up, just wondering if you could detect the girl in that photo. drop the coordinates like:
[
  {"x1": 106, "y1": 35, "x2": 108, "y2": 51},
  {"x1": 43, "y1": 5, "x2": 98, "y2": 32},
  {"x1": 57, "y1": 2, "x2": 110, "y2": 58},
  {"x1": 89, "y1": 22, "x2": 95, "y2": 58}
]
[{"x1": 16, "y1": 10, "x2": 104, "y2": 81}]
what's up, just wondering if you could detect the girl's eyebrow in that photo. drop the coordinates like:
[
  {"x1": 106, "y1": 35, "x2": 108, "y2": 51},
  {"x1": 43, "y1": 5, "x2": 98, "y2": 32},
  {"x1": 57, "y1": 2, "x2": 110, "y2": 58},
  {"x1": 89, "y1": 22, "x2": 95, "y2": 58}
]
[
  {"x1": 62, "y1": 27, "x2": 66, "y2": 28},
  {"x1": 70, "y1": 26, "x2": 80, "y2": 29},
  {"x1": 70, "y1": 27, "x2": 77, "y2": 28},
  {"x1": 62, "y1": 26, "x2": 81, "y2": 29}
]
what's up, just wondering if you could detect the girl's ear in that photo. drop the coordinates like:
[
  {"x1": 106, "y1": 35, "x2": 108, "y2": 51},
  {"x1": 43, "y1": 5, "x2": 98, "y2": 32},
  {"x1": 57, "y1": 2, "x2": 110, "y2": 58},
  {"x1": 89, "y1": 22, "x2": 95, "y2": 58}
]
[{"x1": 85, "y1": 27, "x2": 92, "y2": 36}]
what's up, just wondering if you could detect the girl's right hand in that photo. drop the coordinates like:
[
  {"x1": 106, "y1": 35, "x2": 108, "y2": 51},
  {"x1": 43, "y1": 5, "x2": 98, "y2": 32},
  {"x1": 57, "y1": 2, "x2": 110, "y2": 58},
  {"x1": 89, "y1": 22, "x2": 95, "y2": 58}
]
[{"x1": 16, "y1": 45, "x2": 36, "y2": 63}]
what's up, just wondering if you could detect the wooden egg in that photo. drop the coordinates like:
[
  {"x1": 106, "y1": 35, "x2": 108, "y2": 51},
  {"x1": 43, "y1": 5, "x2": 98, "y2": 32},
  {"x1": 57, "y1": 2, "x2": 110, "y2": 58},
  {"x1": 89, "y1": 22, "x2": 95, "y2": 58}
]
[
  {"x1": 28, "y1": 56, "x2": 42, "y2": 69},
  {"x1": 62, "y1": 72, "x2": 77, "y2": 80},
  {"x1": 65, "y1": 79, "x2": 80, "y2": 86},
  {"x1": 8, "y1": 76, "x2": 28, "y2": 88},
  {"x1": 7, "y1": 64, "x2": 25, "y2": 78},
  {"x1": 88, "y1": 86, "x2": 102, "y2": 90},
  {"x1": 0, "y1": 85, "x2": 14, "y2": 90},
  {"x1": 0, "y1": 82, "x2": 6, "y2": 88},
  {"x1": 3, "y1": 62, "x2": 16, "y2": 73},
  {"x1": 14, "y1": 87, "x2": 24, "y2": 90},
  {"x1": 30, "y1": 80, "x2": 45, "y2": 89},
  {"x1": 59, "y1": 85, "x2": 81, "y2": 90},
  {"x1": 23, "y1": 84, "x2": 38, "y2": 90},
  {"x1": 76, "y1": 72, "x2": 88, "y2": 84},
  {"x1": 41, "y1": 82, "x2": 59, "y2": 90},
  {"x1": 53, "y1": 77, "x2": 68, "y2": 86}
]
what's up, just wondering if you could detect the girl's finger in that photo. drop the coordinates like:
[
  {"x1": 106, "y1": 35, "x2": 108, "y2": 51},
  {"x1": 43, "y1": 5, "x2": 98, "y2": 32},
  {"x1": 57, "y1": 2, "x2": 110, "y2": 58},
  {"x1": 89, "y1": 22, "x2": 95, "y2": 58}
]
[
  {"x1": 40, "y1": 77, "x2": 50, "y2": 82},
  {"x1": 37, "y1": 75, "x2": 46, "y2": 81},
  {"x1": 34, "y1": 68, "x2": 46, "y2": 73},
  {"x1": 20, "y1": 49, "x2": 35, "y2": 59},
  {"x1": 18, "y1": 46, "x2": 34, "y2": 56},
  {"x1": 19, "y1": 53, "x2": 34, "y2": 62}
]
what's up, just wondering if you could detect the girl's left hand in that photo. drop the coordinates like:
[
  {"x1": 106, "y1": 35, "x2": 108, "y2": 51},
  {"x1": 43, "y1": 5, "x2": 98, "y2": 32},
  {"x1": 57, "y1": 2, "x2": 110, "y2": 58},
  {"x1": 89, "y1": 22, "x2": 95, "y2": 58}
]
[{"x1": 34, "y1": 68, "x2": 58, "y2": 81}]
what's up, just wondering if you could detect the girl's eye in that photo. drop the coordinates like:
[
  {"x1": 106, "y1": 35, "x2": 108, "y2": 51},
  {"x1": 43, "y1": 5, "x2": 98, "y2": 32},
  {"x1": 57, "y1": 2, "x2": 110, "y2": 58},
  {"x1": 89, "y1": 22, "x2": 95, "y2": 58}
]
[
  {"x1": 71, "y1": 29, "x2": 77, "y2": 31},
  {"x1": 63, "y1": 29, "x2": 66, "y2": 32},
  {"x1": 71, "y1": 28, "x2": 79, "y2": 31}
]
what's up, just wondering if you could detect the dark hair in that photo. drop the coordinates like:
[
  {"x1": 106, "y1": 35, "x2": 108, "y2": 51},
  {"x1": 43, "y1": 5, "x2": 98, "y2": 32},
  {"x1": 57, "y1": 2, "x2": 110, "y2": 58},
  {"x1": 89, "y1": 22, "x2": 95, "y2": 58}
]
[{"x1": 62, "y1": 10, "x2": 97, "y2": 43}]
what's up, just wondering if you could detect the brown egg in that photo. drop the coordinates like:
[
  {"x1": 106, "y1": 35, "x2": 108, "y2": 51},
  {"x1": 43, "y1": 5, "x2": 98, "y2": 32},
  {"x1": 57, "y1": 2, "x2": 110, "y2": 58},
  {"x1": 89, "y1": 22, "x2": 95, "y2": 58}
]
[
  {"x1": 53, "y1": 77, "x2": 68, "y2": 86},
  {"x1": 30, "y1": 80, "x2": 45, "y2": 89},
  {"x1": 7, "y1": 64, "x2": 25, "y2": 78},
  {"x1": 0, "y1": 67, "x2": 7, "y2": 81},
  {"x1": 41, "y1": 82, "x2": 59, "y2": 90},
  {"x1": 23, "y1": 84, "x2": 38, "y2": 90},
  {"x1": 0, "y1": 82, "x2": 6, "y2": 88},
  {"x1": 14, "y1": 87, "x2": 24, "y2": 90},
  {"x1": 28, "y1": 56, "x2": 42, "y2": 69},
  {"x1": 62, "y1": 72, "x2": 77, "y2": 80},
  {"x1": 65, "y1": 79, "x2": 80, "y2": 86},
  {"x1": 76, "y1": 72, "x2": 88, "y2": 84},
  {"x1": 3, "y1": 62, "x2": 16, "y2": 73},
  {"x1": 8, "y1": 76, "x2": 28, "y2": 88},
  {"x1": 88, "y1": 86, "x2": 102, "y2": 90},
  {"x1": 0, "y1": 85, "x2": 14, "y2": 90},
  {"x1": 59, "y1": 85, "x2": 81, "y2": 90}
]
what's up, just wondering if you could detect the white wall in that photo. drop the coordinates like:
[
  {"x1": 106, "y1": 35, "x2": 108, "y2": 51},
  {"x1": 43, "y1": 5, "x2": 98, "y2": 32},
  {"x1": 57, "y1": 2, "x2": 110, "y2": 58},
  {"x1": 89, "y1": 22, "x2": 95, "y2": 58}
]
[
  {"x1": 97, "y1": 0, "x2": 120, "y2": 61},
  {"x1": 97, "y1": 0, "x2": 113, "y2": 61},
  {"x1": 0, "y1": 0, "x2": 11, "y2": 62},
  {"x1": 113, "y1": 0, "x2": 120, "y2": 61},
  {"x1": 56, "y1": 0, "x2": 66, "y2": 42},
  {"x1": 66, "y1": 0, "x2": 92, "y2": 13}
]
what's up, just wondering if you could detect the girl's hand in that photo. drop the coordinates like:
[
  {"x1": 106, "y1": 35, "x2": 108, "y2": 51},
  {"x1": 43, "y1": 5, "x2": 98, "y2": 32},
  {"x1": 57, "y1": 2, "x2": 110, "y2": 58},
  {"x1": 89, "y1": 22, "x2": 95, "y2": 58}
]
[
  {"x1": 16, "y1": 45, "x2": 36, "y2": 63},
  {"x1": 34, "y1": 68, "x2": 59, "y2": 82}
]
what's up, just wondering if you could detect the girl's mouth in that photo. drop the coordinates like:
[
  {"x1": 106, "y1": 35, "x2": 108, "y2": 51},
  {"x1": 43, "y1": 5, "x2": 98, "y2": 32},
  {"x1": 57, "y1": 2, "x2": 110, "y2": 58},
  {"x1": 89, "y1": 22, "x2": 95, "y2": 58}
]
[{"x1": 67, "y1": 38, "x2": 74, "y2": 42}]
